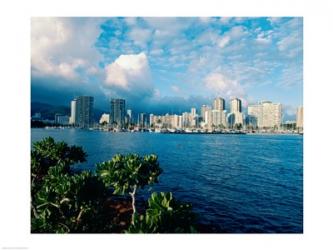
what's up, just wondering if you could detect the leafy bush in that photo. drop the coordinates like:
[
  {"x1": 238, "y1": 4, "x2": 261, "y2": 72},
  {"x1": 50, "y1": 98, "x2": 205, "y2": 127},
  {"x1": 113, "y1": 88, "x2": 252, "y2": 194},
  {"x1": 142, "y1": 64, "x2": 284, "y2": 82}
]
[
  {"x1": 31, "y1": 137, "x2": 86, "y2": 193},
  {"x1": 96, "y1": 154, "x2": 163, "y2": 224},
  {"x1": 31, "y1": 138, "x2": 109, "y2": 233},
  {"x1": 31, "y1": 169, "x2": 108, "y2": 233},
  {"x1": 127, "y1": 192, "x2": 197, "y2": 233}
]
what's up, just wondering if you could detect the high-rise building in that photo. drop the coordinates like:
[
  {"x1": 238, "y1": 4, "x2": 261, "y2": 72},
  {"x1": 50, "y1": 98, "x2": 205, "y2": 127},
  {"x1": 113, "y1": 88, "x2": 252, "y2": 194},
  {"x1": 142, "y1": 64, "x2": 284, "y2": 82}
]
[
  {"x1": 230, "y1": 98, "x2": 242, "y2": 113},
  {"x1": 211, "y1": 109, "x2": 228, "y2": 128},
  {"x1": 191, "y1": 108, "x2": 196, "y2": 117},
  {"x1": 296, "y1": 106, "x2": 303, "y2": 129},
  {"x1": 248, "y1": 104, "x2": 263, "y2": 128},
  {"x1": 213, "y1": 97, "x2": 225, "y2": 110},
  {"x1": 74, "y1": 96, "x2": 94, "y2": 128},
  {"x1": 182, "y1": 112, "x2": 191, "y2": 128},
  {"x1": 149, "y1": 114, "x2": 154, "y2": 127},
  {"x1": 248, "y1": 101, "x2": 282, "y2": 128},
  {"x1": 201, "y1": 105, "x2": 210, "y2": 122},
  {"x1": 110, "y1": 99, "x2": 126, "y2": 128},
  {"x1": 139, "y1": 113, "x2": 148, "y2": 129},
  {"x1": 69, "y1": 99, "x2": 76, "y2": 124},
  {"x1": 127, "y1": 109, "x2": 132, "y2": 123},
  {"x1": 204, "y1": 109, "x2": 212, "y2": 128}
]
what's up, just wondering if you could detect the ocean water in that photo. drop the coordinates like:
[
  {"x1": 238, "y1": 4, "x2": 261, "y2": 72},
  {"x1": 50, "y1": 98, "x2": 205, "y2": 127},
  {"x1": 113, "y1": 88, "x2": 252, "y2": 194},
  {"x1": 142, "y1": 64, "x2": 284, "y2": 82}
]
[{"x1": 31, "y1": 128, "x2": 303, "y2": 233}]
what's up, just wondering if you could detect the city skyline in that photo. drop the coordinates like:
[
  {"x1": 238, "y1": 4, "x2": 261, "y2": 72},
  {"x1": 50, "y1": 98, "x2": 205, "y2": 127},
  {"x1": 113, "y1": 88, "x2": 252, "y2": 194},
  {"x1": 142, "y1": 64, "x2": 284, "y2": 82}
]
[
  {"x1": 61, "y1": 95, "x2": 297, "y2": 131},
  {"x1": 31, "y1": 17, "x2": 303, "y2": 117}
]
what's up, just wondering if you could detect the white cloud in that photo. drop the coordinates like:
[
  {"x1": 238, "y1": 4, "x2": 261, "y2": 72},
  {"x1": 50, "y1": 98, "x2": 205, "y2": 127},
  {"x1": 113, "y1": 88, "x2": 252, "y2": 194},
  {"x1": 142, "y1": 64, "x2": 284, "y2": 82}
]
[
  {"x1": 229, "y1": 26, "x2": 247, "y2": 39},
  {"x1": 218, "y1": 36, "x2": 230, "y2": 48},
  {"x1": 104, "y1": 52, "x2": 154, "y2": 97},
  {"x1": 204, "y1": 72, "x2": 245, "y2": 98},
  {"x1": 277, "y1": 34, "x2": 299, "y2": 52},
  {"x1": 31, "y1": 17, "x2": 103, "y2": 81},
  {"x1": 255, "y1": 30, "x2": 273, "y2": 45}
]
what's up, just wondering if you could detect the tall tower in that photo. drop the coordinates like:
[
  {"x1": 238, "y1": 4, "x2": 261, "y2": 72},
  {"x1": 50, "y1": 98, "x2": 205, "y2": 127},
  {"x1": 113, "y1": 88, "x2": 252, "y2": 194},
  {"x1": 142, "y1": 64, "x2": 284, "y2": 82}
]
[
  {"x1": 70, "y1": 99, "x2": 76, "y2": 125},
  {"x1": 75, "y1": 96, "x2": 94, "y2": 128},
  {"x1": 110, "y1": 98, "x2": 126, "y2": 128},
  {"x1": 213, "y1": 97, "x2": 225, "y2": 110},
  {"x1": 230, "y1": 98, "x2": 242, "y2": 113},
  {"x1": 296, "y1": 106, "x2": 303, "y2": 129}
]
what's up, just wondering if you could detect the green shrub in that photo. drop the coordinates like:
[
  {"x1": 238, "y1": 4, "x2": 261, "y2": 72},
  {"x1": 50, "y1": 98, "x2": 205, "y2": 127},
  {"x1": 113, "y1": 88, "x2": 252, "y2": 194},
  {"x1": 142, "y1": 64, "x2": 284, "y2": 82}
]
[
  {"x1": 127, "y1": 192, "x2": 197, "y2": 233},
  {"x1": 96, "y1": 154, "x2": 163, "y2": 224},
  {"x1": 31, "y1": 138, "x2": 109, "y2": 233}
]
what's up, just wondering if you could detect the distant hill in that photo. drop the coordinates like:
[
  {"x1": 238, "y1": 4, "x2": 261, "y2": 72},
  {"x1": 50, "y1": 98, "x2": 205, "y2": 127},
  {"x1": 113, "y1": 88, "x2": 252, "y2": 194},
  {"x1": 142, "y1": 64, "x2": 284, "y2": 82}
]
[{"x1": 31, "y1": 102, "x2": 107, "y2": 121}]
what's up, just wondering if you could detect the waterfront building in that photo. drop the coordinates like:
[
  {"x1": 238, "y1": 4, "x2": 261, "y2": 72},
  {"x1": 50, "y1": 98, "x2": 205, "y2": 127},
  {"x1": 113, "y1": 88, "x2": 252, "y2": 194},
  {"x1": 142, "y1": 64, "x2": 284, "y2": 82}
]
[
  {"x1": 170, "y1": 115, "x2": 183, "y2": 129},
  {"x1": 248, "y1": 101, "x2": 282, "y2": 129},
  {"x1": 201, "y1": 105, "x2": 210, "y2": 122},
  {"x1": 211, "y1": 109, "x2": 222, "y2": 128},
  {"x1": 296, "y1": 106, "x2": 303, "y2": 129},
  {"x1": 127, "y1": 109, "x2": 132, "y2": 124},
  {"x1": 149, "y1": 114, "x2": 154, "y2": 127},
  {"x1": 69, "y1": 99, "x2": 76, "y2": 124},
  {"x1": 191, "y1": 108, "x2": 196, "y2": 117},
  {"x1": 248, "y1": 104, "x2": 262, "y2": 128},
  {"x1": 213, "y1": 97, "x2": 225, "y2": 110},
  {"x1": 204, "y1": 109, "x2": 212, "y2": 129},
  {"x1": 227, "y1": 113, "x2": 235, "y2": 128},
  {"x1": 99, "y1": 113, "x2": 110, "y2": 124},
  {"x1": 54, "y1": 114, "x2": 69, "y2": 125},
  {"x1": 230, "y1": 98, "x2": 242, "y2": 113},
  {"x1": 182, "y1": 112, "x2": 191, "y2": 128},
  {"x1": 74, "y1": 96, "x2": 94, "y2": 128},
  {"x1": 211, "y1": 109, "x2": 228, "y2": 128},
  {"x1": 234, "y1": 112, "x2": 244, "y2": 126},
  {"x1": 110, "y1": 98, "x2": 126, "y2": 129},
  {"x1": 139, "y1": 113, "x2": 148, "y2": 129}
]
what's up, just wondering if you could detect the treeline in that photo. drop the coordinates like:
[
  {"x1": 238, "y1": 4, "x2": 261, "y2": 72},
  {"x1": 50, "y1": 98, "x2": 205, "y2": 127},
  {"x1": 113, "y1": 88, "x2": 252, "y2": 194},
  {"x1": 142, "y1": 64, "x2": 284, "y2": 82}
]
[{"x1": 31, "y1": 137, "x2": 198, "y2": 233}]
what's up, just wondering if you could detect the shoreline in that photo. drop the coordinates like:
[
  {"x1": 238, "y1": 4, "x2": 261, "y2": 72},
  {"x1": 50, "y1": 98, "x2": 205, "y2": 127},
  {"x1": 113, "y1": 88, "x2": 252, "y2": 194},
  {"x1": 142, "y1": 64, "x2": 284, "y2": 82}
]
[{"x1": 31, "y1": 127, "x2": 303, "y2": 136}]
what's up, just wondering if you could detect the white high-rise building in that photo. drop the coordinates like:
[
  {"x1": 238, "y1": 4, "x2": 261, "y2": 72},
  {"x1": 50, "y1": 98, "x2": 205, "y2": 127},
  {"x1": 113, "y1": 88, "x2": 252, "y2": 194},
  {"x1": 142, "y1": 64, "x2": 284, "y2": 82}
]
[
  {"x1": 201, "y1": 105, "x2": 210, "y2": 122},
  {"x1": 248, "y1": 101, "x2": 282, "y2": 128},
  {"x1": 211, "y1": 109, "x2": 227, "y2": 128},
  {"x1": 213, "y1": 97, "x2": 225, "y2": 110},
  {"x1": 248, "y1": 104, "x2": 263, "y2": 128},
  {"x1": 204, "y1": 109, "x2": 212, "y2": 128},
  {"x1": 234, "y1": 112, "x2": 243, "y2": 125},
  {"x1": 69, "y1": 99, "x2": 76, "y2": 124},
  {"x1": 191, "y1": 108, "x2": 196, "y2": 117},
  {"x1": 171, "y1": 115, "x2": 183, "y2": 129},
  {"x1": 149, "y1": 114, "x2": 154, "y2": 127},
  {"x1": 182, "y1": 112, "x2": 191, "y2": 128},
  {"x1": 230, "y1": 98, "x2": 242, "y2": 113},
  {"x1": 296, "y1": 106, "x2": 303, "y2": 129}
]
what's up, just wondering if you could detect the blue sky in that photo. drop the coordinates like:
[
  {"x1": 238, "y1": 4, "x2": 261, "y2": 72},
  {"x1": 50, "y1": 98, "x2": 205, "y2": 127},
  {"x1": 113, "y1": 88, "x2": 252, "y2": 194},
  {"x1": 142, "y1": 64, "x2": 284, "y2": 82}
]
[{"x1": 31, "y1": 17, "x2": 303, "y2": 118}]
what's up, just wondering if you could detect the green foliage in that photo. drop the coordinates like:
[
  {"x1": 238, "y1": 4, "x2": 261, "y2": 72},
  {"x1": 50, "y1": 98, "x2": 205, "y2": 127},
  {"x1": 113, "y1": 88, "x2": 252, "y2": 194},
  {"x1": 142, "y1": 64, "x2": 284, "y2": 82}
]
[
  {"x1": 96, "y1": 154, "x2": 162, "y2": 195},
  {"x1": 31, "y1": 137, "x2": 110, "y2": 233},
  {"x1": 127, "y1": 192, "x2": 197, "y2": 233},
  {"x1": 31, "y1": 137, "x2": 86, "y2": 179},
  {"x1": 31, "y1": 170, "x2": 108, "y2": 233}
]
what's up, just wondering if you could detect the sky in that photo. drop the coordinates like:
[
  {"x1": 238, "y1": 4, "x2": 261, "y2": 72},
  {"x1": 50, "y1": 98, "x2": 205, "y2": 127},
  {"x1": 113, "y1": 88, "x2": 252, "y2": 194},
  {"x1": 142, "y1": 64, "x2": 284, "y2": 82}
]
[{"x1": 31, "y1": 17, "x2": 303, "y2": 118}]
